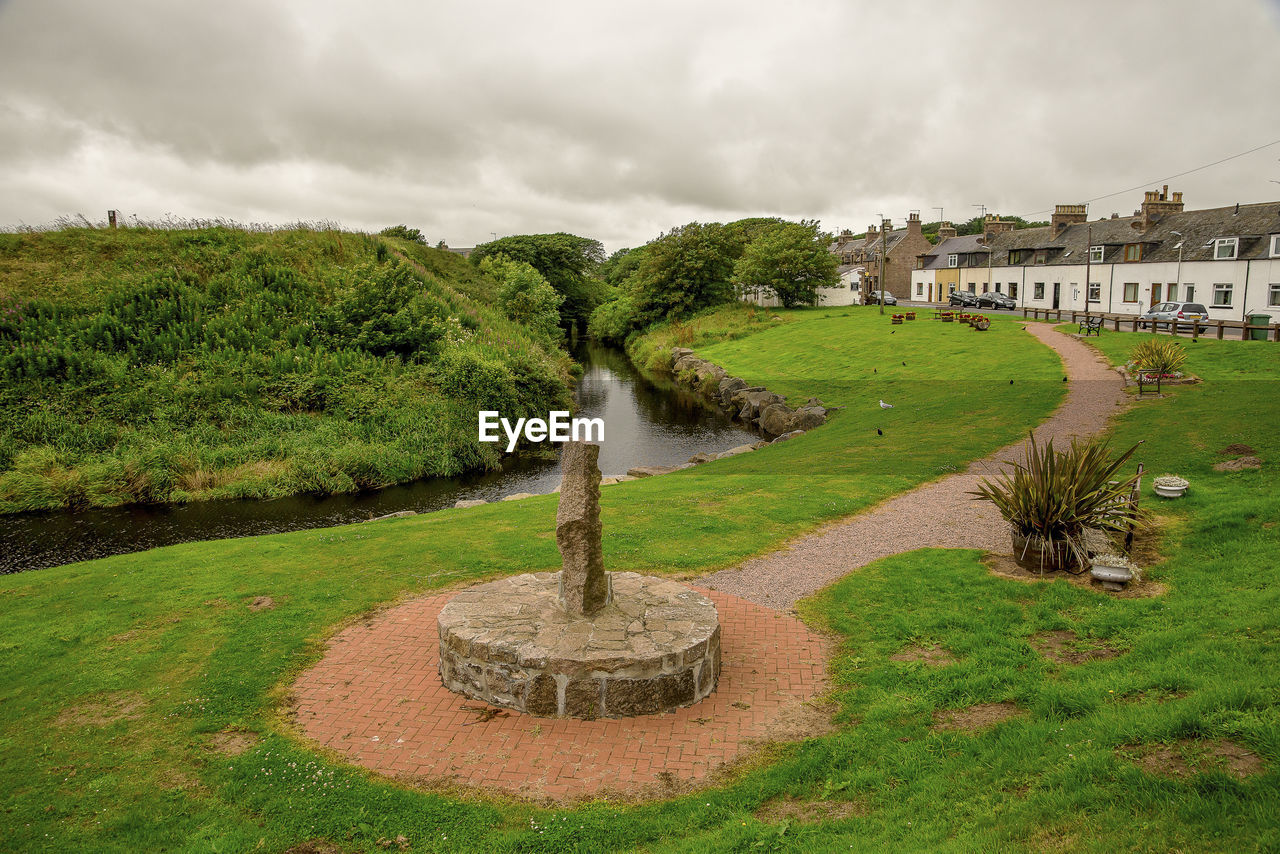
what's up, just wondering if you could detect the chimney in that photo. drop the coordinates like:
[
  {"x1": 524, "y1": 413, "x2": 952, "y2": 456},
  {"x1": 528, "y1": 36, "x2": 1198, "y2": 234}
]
[
  {"x1": 1138, "y1": 186, "x2": 1185, "y2": 229},
  {"x1": 936, "y1": 222, "x2": 957, "y2": 241},
  {"x1": 907, "y1": 212, "x2": 922, "y2": 235},
  {"x1": 983, "y1": 213, "x2": 1015, "y2": 244},
  {"x1": 1051, "y1": 204, "x2": 1088, "y2": 237}
]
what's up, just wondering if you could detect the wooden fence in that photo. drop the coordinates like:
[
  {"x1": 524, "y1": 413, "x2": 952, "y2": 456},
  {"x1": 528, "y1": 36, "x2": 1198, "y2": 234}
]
[{"x1": 1021, "y1": 308, "x2": 1280, "y2": 342}]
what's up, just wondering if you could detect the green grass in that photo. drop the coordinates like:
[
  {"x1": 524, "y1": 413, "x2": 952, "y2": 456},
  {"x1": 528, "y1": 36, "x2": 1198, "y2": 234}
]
[
  {"x1": 2, "y1": 311, "x2": 1277, "y2": 851},
  {"x1": 0, "y1": 226, "x2": 572, "y2": 513}
]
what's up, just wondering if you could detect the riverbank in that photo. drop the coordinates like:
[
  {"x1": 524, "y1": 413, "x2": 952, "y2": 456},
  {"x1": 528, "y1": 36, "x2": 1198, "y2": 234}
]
[{"x1": 2, "y1": 307, "x2": 1085, "y2": 849}]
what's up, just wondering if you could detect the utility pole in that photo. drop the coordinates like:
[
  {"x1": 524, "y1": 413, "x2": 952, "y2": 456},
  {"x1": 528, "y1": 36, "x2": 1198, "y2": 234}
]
[{"x1": 1084, "y1": 224, "x2": 1093, "y2": 311}]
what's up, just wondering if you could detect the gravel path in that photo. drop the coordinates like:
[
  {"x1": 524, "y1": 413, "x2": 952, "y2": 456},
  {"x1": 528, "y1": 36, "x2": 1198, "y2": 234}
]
[{"x1": 698, "y1": 324, "x2": 1128, "y2": 611}]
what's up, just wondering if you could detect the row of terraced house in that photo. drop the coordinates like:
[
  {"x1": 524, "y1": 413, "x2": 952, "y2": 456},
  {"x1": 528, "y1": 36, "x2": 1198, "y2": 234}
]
[{"x1": 900, "y1": 188, "x2": 1280, "y2": 322}]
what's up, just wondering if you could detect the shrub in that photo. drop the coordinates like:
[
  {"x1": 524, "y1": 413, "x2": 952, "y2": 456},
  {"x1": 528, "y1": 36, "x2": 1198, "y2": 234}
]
[
  {"x1": 970, "y1": 434, "x2": 1144, "y2": 569},
  {"x1": 1129, "y1": 338, "x2": 1187, "y2": 394},
  {"x1": 379, "y1": 225, "x2": 426, "y2": 244},
  {"x1": 587, "y1": 295, "x2": 639, "y2": 344}
]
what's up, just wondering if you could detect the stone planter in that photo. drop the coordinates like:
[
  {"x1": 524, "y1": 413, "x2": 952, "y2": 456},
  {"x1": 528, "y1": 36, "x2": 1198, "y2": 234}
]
[
  {"x1": 1010, "y1": 531, "x2": 1078, "y2": 573},
  {"x1": 1153, "y1": 483, "x2": 1188, "y2": 498},
  {"x1": 905, "y1": 311, "x2": 917, "y2": 320}
]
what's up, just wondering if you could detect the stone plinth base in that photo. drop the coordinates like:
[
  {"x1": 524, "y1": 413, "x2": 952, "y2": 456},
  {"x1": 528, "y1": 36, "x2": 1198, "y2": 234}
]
[{"x1": 437, "y1": 572, "x2": 720, "y2": 718}]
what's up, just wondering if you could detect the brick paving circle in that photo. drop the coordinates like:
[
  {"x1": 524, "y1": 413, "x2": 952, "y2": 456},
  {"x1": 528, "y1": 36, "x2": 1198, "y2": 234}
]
[{"x1": 290, "y1": 586, "x2": 830, "y2": 802}]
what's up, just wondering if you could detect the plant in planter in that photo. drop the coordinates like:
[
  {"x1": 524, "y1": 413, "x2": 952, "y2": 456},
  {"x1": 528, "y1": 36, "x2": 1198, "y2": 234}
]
[
  {"x1": 1090, "y1": 552, "x2": 1138, "y2": 591},
  {"x1": 970, "y1": 434, "x2": 1144, "y2": 573},
  {"x1": 1152, "y1": 474, "x2": 1189, "y2": 498},
  {"x1": 1130, "y1": 338, "x2": 1187, "y2": 396}
]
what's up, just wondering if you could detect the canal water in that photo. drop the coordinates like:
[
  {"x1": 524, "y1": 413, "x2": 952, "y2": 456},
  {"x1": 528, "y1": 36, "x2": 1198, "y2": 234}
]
[{"x1": 0, "y1": 342, "x2": 756, "y2": 572}]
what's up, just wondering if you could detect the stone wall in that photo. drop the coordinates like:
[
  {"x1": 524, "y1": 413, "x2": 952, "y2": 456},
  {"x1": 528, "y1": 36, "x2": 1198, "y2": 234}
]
[{"x1": 666, "y1": 347, "x2": 831, "y2": 438}]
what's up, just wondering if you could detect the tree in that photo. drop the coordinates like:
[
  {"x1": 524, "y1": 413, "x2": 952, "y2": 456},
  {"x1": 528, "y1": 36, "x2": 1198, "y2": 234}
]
[
  {"x1": 379, "y1": 225, "x2": 426, "y2": 243},
  {"x1": 478, "y1": 254, "x2": 564, "y2": 341},
  {"x1": 469, "y1": 233, "x2": 605, "y2": 332},
  {"x1": 629, "y1": 222, "x2": 736, "y2": 325},
  {"x1": 733, "y1": 220, "x2": 838, "y2": 308}
]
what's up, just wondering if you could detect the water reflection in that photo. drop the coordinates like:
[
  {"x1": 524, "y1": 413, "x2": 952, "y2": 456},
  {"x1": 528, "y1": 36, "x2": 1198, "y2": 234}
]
[{"x1": 1, "y1": 342, "x2": 756, "y2": 572}]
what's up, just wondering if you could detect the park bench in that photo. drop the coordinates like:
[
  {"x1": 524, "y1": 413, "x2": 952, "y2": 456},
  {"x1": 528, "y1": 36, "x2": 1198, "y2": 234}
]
[{"x1": 1078, "y1": 315, "x2": 1103, "y2": 336}]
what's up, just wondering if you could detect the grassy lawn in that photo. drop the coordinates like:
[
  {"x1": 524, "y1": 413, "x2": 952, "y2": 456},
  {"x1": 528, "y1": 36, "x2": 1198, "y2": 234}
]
[{"x1": 3, "y1": 310, "x2": 1277, "y2": 851}]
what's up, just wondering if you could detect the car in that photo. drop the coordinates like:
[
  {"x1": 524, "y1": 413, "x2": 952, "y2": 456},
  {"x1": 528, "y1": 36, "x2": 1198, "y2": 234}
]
[
  {"x1": 948, "y1": 290, "x2": 978, "y2": 307},
  {"x1": 866, "y1": 290, "x2": 897, "y2": 306},
  {"x1": 977, "y1": 291, "x2": 1016, "y2": 310},
  {"x1": 1137, "y1": 302, "x2": 1209, "y2": 332}
]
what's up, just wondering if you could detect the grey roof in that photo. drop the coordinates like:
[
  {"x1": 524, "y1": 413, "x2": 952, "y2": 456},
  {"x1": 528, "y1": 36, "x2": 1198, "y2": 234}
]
[
  {"x1": 984, "y1": 201, "x2": 1280, "y2": 266},
  {"x1": 917, "y1": 234, "x2": 989, "y2": 269}
]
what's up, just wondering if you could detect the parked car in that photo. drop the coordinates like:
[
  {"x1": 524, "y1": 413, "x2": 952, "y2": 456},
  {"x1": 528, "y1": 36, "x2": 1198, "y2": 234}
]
[
  {"x1": 866, "y1": 290, "x2": 897, "y2": 306},
  {"x1": 948, "y1": 291, "x2": 978, "y2": 307},
  {"x1": 1137, "y1": 302, "x2": 1209, "y2": 332},
  {"x1": 977, "y1": 291, "x2": 1016, "y2": 310}
]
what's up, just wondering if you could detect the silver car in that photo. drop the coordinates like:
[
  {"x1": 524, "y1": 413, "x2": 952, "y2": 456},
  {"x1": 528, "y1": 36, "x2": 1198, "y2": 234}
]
[{"x1": 1138, "y1": 302, "x2": 1208, "y2": 332}]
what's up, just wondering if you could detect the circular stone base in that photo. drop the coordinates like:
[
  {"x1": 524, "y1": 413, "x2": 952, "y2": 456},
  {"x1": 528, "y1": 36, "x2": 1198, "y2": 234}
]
[{"x1": 437, "y1": 572, "x2": 720, "y2": 718}]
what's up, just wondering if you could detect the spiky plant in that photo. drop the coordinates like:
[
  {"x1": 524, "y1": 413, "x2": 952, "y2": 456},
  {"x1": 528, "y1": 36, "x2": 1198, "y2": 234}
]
[
  {"x1": 1130, "y1": 338, "x2": 1187, "y2": 395},
  {"x1": 970, "y1": 434, "x2": 1144, "y2": 571}
]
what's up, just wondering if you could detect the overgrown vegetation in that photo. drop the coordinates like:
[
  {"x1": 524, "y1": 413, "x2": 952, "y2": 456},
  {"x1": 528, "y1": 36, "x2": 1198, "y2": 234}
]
[
  {"x1": 0, "y1": 226, "x2": 573, "y2": 513},
  {"x1": 3, "y1": 317, "x2": 1278, "y2": 851},
  {"x1": 468, "y1": 232, "x2": 606, "y2": 334}
]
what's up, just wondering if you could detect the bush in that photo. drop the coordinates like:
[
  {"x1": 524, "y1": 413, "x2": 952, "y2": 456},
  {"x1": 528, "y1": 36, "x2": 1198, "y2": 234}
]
[
  {"x1": 970, "y1": 434, "x2": 1144, "y2": 569},
  {"x1": 379, "y1": 225, "x2": 426, "y2": 243},
  {"x1": 1129, "y1": 338, "x2": 1187, "y2": 394},
  {"x1": 587, "y1": 295, "x2": 639, "y2": 344}
]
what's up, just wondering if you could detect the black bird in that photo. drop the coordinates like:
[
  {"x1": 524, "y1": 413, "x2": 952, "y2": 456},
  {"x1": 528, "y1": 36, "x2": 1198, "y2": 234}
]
[
  {"x1": 891, "y1": 330, "x2": 895, "y2": 334},
  {"x1": 1063, "y1": 376, "x2": 1068, "y2": 382},
  {"x1": 873, "y1": 368, "x2": 877, "y2": 373},
  {"x1": 876, "y1": 428, "x2": 883, "y2": 436},
  {"x1": 901, "y1": 361, "x2": 906, "y2": 366},
  {"x1": 1009, "y1": 379, "x2": 1014, "y2": 384}
]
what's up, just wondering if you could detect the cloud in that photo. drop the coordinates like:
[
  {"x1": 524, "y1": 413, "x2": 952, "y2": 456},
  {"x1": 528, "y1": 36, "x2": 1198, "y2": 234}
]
[{"x1": 2, "y1": 0, "x2": 1278, "y2": 250}]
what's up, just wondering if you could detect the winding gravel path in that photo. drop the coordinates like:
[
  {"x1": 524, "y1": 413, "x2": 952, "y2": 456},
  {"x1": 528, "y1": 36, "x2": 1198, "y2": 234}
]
[{"x1": 698, "y1": 324, "x2": 1128, "y2": 611}]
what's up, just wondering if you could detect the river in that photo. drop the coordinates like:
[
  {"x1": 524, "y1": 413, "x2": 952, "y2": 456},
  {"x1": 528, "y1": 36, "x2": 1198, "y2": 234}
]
[{"x1": 0, "y1": 342, "x2": 756, "y2": 572}]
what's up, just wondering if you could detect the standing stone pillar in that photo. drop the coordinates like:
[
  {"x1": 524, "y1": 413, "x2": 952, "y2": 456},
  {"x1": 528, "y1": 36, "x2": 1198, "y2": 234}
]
[{"x1": 556, "y1": 441, "x2": 610, "y2": 617}]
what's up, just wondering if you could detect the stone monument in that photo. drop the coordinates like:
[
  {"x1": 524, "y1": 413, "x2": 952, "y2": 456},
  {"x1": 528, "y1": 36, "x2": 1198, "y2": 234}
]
[{"x1": 437, "y1": 440, "x2": 721, "y2": 718}]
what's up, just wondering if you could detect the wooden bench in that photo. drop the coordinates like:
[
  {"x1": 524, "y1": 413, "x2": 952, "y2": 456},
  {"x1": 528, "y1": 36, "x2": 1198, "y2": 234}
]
[{"x1": 1078, "y1": 316, "x2": 1103, "y2": 336}]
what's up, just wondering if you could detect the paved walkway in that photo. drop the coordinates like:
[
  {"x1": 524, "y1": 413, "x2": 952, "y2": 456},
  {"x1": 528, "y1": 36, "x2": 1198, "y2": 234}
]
[
  {"x1": 700, "y1": 325, "x2": 1127, "y2": 611},
  {"x1": 291, "y1": 587, "x2": 829, "y2": 802}
]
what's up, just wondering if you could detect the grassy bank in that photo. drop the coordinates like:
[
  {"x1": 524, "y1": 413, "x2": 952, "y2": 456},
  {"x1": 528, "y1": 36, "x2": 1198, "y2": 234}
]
[
  {"x1": 0, "y1": 227, "x2": 572, "y2": 514},
  {"x1": 7, "y1": 312, "x2": 1277, "y2": 851}
]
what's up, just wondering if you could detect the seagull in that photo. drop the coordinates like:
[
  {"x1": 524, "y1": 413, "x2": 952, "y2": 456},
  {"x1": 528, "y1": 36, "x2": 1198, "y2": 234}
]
[{"x1": 879, "y1": 400, "x2": 894, "y2": 409}]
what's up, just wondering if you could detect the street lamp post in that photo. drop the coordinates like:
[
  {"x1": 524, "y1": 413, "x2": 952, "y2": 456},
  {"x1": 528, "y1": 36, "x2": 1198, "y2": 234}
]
[{"x1": 1171, "y1": 230, "x2": 1183, "y2": 296}]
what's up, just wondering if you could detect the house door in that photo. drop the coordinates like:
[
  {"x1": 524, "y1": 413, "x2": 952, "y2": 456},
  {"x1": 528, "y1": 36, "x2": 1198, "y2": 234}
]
[{"x1": 1052, "y1": 283, "x2": 1061, "y2": 309}]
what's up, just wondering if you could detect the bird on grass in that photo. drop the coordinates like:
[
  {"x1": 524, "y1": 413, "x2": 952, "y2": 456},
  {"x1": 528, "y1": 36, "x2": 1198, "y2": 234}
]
[
  {"x1": 879, "y1": 400, "x2": 894, "y2": 409},
  {"x1": 1009, "y1": 379, "x2": 1014, "y2": 384},
  {"x1": 1063, "y1": 376, "x2": 1068, "y2": 382},
  {"x1": 901, "y1": 361, "x2": 906, "y2": 366},
  {"x1": 876, "y1": 428, "x2": 883, "y2": 436}
]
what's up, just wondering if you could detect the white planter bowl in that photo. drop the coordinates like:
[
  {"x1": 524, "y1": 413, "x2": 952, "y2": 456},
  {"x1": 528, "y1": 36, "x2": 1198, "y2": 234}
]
[{"x1": 1153, "y1": 483, "x2": 1187, "y2": 498}]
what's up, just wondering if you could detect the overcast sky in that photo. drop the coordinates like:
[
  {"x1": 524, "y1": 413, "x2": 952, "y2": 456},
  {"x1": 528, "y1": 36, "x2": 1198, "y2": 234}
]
[{"x1": 2, "y1": 0, "x2": 1279, "y2": 253}]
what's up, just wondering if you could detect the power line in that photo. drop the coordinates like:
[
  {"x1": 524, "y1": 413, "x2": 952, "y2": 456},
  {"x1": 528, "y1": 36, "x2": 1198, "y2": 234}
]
[{"x1": 1016, "y1": 137, "x2": 1280, "y2": 218}]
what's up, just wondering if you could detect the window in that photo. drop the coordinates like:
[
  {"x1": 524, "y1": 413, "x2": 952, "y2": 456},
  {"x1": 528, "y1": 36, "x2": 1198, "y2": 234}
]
[
  {"x1": 947, "y1": 254, "x2": 958, "y2": 267},
  {"x1": 995, "y1": 284, "x2": 1003, "y2": 293},
  {"x1": 1268, "y1": 284, "x2": 1280, "y2": 307},
  {"x1": 1123, "y1": 283, "x2": 1139, "y2": 302},
  {"x1": 1088, "y1": 245, "x2": 1104, "y2": 263},
  {"x1": 916, "y1": 282, "x2": 923, "y2": 296},
  {"x1": 1151, "y1": 283, "x2": 1162, "y2": 304},
  {"x1": 1185, "y1": 285, "x2": 1195, "y2": 302},
  {"x1": 1034, "y1": 250, "x2": 1047, "y2": 264},
  {"x1": 1123, "y1": 244, "x2": 1143, "y2": 262},
  {"x1": 1271, "y1": 235, "x2": 1280, "y2": 257},
  {"x1": 1088, "y1": 283, "x2": 1101, "y2": 302},
  {"x1": 1009, "y1": 249, "x2": 1027, "y2": 265},
  {"x1": 1167, "y1": 283, "x2": 1179, "y2": 301},
  {"x1": 1009, "y1": 283, "x2": 1018, "y2": 299},
  {"x1": 982, "y1": 284, "x2": 989, "y2": 294},
  {"x1": 1212, "y1": 283, "x2": 1233, "y2": 307},
  {"x1": 1034, "y1": 282, "x2": 1045, "y2": 300},
  {"x1": 1214, "y1": 237, "x2": 1238, "y2": 260}
]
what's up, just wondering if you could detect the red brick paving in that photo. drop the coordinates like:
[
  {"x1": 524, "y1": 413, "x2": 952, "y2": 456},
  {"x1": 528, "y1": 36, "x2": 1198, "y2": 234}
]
[{"x1": 290, "y1": 586, "x2": 830, "y2": 801}]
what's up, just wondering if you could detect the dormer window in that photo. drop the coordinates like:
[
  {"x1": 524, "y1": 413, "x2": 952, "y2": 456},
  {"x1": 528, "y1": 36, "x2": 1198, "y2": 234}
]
[
  {"x1": 1270, "y1": 234, "x2": 1280, "y2": 257},
  {"x1": 1034, "y1": 250, "x2": 1047, "y2": 264},
  {"x1": 1088, "y1": 245, "x2": 1104, "y2": 263},
  {"x1": 1214, "y1": 237, "x2": 1239, "y2": 260},
  {"x1": 1123, "y1": 244, "x2": 1143, "y2": 262},
  {"x1": 947, "y1": 254, "x2": 958, "y2": 267}
]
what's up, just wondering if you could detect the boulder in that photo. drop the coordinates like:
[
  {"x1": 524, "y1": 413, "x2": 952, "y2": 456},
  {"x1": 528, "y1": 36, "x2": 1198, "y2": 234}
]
[
  {"x1": 673, "y1": 355, "x2": 703, "y2": 374},
  {"x1": 718, "y1": 376, "x2": 748, "y2": 406},
  {"x1": 790, "y1": 406, "x2": 827, "y2": 431},
  {"x1": 760, "y1": 402, "x2": 796, "y2": 436},
  {"x1": 502, "y1": 492, "x2": 537, "y2": 501},
  {"x1": 772, "y1": 430, "x2": 805, "y2": 443},
  {"x1": 715, "y1": 444, "x2": 756, "y2": 460},
  {"x1": 734, "y1": 389, "x2": 784, "y2": 420},
  {"x1": 687, "y1": 452, "x2": 716, "y2": 465},
  {"x1": 366, "y1": 510, "x2": 417, "y2": 522},
  {"x1": 626, "y1": 465, "x2": 681, "y2": 478},
  {"x1": 454, "y1": 499, "x2": 487, "y2": 508},
  {"x1": 670, "y1": 347, "x2": 694, "y2": 360},
  {"x1": 694, "y1": 363, "x2": 726, "y2": 386}
]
